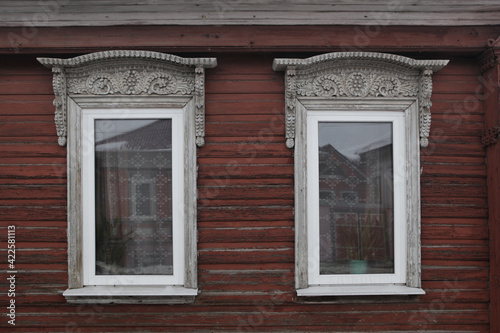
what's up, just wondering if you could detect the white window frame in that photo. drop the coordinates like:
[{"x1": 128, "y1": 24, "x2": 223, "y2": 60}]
[
  {"x1": 81, "y1": 109, "x2": 184, "y2": 286},
  {"x1": 38, "y1": 51, "x2": 216, "y2": 303},
  {"x1": 273, "y1": 52, "x2": 448, "y2": 297},
  {"x1": 307, "y1": 111, "x2": 406, "y2": 286}
]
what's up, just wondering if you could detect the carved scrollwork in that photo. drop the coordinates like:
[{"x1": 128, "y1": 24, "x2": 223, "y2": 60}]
[
  {"x1": 312, "y1": 74, "x2": 344, "y2": 97},
  {"x1": 68, "y1": 71, "x2": 195, "y2": 96},
  {"x1": 38, "y1": 51, "x2": 216, "y2": 147},
  {"x1": 147, "y1": 73, "x2": 176, "y2": 94},
  {"x1": 86, "y1": 73, "x2": 115, "y2": 95},
  {"x1": 273, "y1": 52, "x2": 448, "y2": 149},
  {"x1": 297, "y1": 72, "x2": 419, "y2": 99},
  {"x1": 371, "y1": 75, "x2": 401, "y2": 97}
]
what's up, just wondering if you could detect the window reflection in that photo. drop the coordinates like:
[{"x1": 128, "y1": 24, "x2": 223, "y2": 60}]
[
  {"x1": 94, "y1": 119, "x2": 173, "y2": 276},
  {"x1": 318, "y1": 122, "x2": 394, "y2": 275}
]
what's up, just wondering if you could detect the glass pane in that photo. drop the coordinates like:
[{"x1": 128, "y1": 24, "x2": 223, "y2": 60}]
[
  {"x1": 318, "y1": 122, "x2": 394, "y2": 275},
  {"x1": 95, "y1": 119, "x2": 173, "y2": 276}
]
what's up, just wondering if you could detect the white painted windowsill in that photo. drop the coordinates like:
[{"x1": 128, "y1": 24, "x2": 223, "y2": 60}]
[
  {"x1": 297, "y1": 285, "x2": 425, "y2": 297},
  {"x1": 63, "y1": 286, "x2": 198, "y2": 304}
]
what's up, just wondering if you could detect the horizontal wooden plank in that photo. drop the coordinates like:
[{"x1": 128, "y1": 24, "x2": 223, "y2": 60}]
[
  {"x1": 431, "y1": 101, "x2": 484, "y2": 115},
  {"x1": 421, "y1": 184, "x2": 486, "y2": 199},
  {"x1": 422, "y1": 267, "x2": 489, "y2": 281},
  {"x1": 6, "y1": 249, "x2": 67, "y2": 264},
  {"x1": 198, "y1": 207, "x2": 293, "y2": 222},
  {"x1": 198, "y1": 165, "x2": 293, "y2": 179},
  {"x1": 0, "y1": 186, "x2": 66, "y2": 199},
  {"x1": 0, "y1": 123, "x2": 56, "y2": 138},
  {"x1": 200, "y1": 269, "x2": 292, "y2": 286},
  {"x1": 198, "y1": 157, "x2": 293, "y2": 165},
  {"x1": 421, "y1": 225, "x2": 488, "y2": 240},
  {"x1": 198, "y1": 144, "x2": 289, "y2": 158},
  {"x1": 432, "y1": 80, "x2": 484, "y2": 94},
  {"x1": 422, "y1": 246, "x2": 489, "y2": 261},
  {"x1": 422, "y1": 142, "x2": 485, "y2": 157},
  {"x1": 421, "y1": 204, "x2": 488, "y2": 219},
  {"x1": 428, "y1": 121, "x2": 484, "y2": 137},
  {"x1": 421, "y1": 163, "x2": 486, "y2": 177},
  {"x1": 199, "y1": 198, "x2": 293, "y2": 207},
  {"x1": 198, "y1": 185, "x2": 292, "y2": 200},
  {"x1": 0, "y1": 206, "x2": 66, "y2": 221},
  {"x1": 8, "y1": 310, "x2": 489, "y2": 327},
  {"x1": 422, "y1": 217, "x2": 487, "y2": 226},
  {"x1": 199, "y1": 227, "x2": 294, "y2": 243},
  {"x1": 421, "y1": 290, "x2": 489, "y2": 303},
  {"x1": 198, "y1": 178, "x2": 293, "y2": 187},
  {"x1": 0, "y1": 145, "x2": 64, "y2": 158},
  {"x1": 206, "y1": 78, "x2": 283, "y2": 94},
  {"x1": 1, "y1": 26, "x2": 498, "y2": 53},
  {"x1": 205, "y1": 123, "x2": 285, "y2": 137},
  {"x1": 198, "y1": 248, "x2": 295, "y2": 264},
  {"x1": 0, "y1": 226, "x2": 66, "y2": 242},
  {"x1": 0, "y1": 165, "x2": 66, "y2": 178},
  {"x1": 1, "y1": 3, "x2": 499, "y2": 27}
]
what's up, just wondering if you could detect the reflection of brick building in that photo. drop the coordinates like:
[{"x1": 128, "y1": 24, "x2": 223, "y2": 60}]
[
  {"x1": 319, "y1": 143, "x2": 394, "y2": 271},
  {"x1": 95, "y1": 120, "x2": 173, "y2": 275}
]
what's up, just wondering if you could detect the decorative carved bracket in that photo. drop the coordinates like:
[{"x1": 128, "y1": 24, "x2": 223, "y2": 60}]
[
  {"x1": 273, "y1": 52, "x2": 448, "y2": 148},
  {"x1": 482, "y1": 127, "x2": 500, "y2": 147},
  {"x1": 38, "y1": 50, "x2": 217, "y2": 147}
]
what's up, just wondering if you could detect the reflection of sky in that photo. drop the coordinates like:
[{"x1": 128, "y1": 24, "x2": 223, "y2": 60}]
[
  {"x1": 318, "y1": 122, "x2": 392, "y2": 161},
  {"x1": 95, "y1": 119, "x2": 155, "y2": 141}
]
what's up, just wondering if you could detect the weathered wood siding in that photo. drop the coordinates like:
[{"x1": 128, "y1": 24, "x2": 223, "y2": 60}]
[
  {"x1": 0, "y1": 49, "x2": 491, "y2": 330},
  {"x1": 0, "y1": 0, "x2": 499, "y2": 26}
]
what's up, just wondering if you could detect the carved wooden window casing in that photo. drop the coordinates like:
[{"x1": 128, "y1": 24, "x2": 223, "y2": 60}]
[
  {"x1": 38, "y1": 51, "x2": 216, "y2": 304},
  {"x1": 273, "y1": 52, "x2": 448, "y2": 296}
]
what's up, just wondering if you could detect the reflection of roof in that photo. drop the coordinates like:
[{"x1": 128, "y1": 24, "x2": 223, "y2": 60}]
[
  {"x1": 96, "y1": 120, "x2": 172, "y2": 151},
  {"x1": 319, "y1": 144, "x2": 366, "y2": 179},
  {"x1": 355, "y1": 137, "x2": 392, "y2": 156}
]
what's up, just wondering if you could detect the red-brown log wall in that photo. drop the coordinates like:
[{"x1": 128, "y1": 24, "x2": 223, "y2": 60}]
[{"x1": 0, "y1": 51, "x2": 489, "y2": 331}]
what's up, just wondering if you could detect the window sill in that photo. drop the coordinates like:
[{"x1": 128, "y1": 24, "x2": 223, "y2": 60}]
[
  {"x1": 63, "y1": 286, "x2": 198, "y2": 304},
  {"x1": 297, "y1": 285, "x2": 425, "y2": 297}
]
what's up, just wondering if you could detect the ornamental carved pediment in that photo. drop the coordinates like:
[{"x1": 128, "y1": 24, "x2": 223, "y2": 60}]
[
  {"x1": 67, "y1": 69, "x2": 195, "y2": 96},
  {"x1": 273, "y1": 52, "x2": 449, "y2": 148},
  {"x1": 38, "y1": 51, "x2": 217, "y2": 147},
  {"x1": 295, "y1": 70, "x2": 418, "y2": 98}
]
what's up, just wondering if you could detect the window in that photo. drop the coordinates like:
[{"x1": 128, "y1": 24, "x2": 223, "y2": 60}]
[
  {"x1": 309, "y1": 112, "x2": 405, "y2": 286},
  {"x1": 82, "y1": 110, "x2": 183, "y2": 286},
  {"x1": 38, "y1": 51, "x2": 216, "y2": 303},
  {"x1": 273, "y1": 52, "x2": 448, "y2": 296}
]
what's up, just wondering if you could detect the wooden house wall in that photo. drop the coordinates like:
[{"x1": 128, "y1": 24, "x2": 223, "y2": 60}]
[{"x1": 0, "y1": 33, "x2": 492, "y2": 331}]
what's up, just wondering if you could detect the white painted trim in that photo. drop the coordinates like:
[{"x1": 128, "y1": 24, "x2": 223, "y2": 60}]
[
  {"x1": 63, "y1": 286, "x2": 198, "y2": 304},
  {"x1": 306, "y1": 111, "x2": 406, "y2": 286},
  {"x1": 297, "y1": 285, "x2": 425, "y2": 297},
  {"x1": 63, "y1": 286, "x2": 198, "y2": 297},
  {"x1": 81, "y1": 109, "x2": 185, "y2": 286},
  {"x1": 291, "y1": 98, "x2": 423, "y2": 296}
]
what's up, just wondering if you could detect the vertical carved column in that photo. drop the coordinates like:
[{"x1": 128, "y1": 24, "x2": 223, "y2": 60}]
[
  {"x1": 285, "y1": 67, "x2": 296, "y2": 149},
  {"x1": 478, "y1": 39, "x2": 500, "y2": 333},
  {"x1": 194, "y1": 66, "x2": 206, "y2": 147},
  {"x1": 418, "y1": 68, "x2": 433, "y2": 148},
  {"x1": 52, "y1": 66, "x2": 68, "y2": 146}
]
